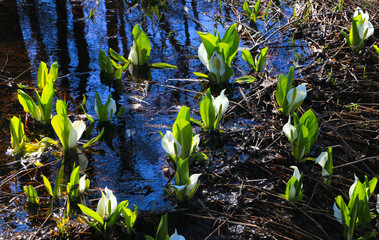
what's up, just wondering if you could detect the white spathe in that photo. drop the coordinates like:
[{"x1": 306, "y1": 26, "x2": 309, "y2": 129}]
[
  {"x1": 185, "y1": 174, "x2": 201, "y2": 196},
  {"x1": 283, "y1": 116, "x2": 298, "y2": 143},
  {"x1": 290, "y1": 166, "x2": 301, "y2": 181},
  {"x1": 189, "y1": 134, "x2": 200, "y2": 156},
  {"x1": 161, "y1": 131, "x2": 182, "y2": 157},
  {"x1": 348, "y1": 175, "x2": 359, "y2": 199},
  {"x1": 198, "y1": 43, "x2": 225, "y2": 81},
  {"x1": 333, "y1": 203, "x2": 343, "y2": 225},
  {"x1": 286, "y1": 83, "x2": 307, "y2": 109},
  {"x1": 170, "y1": 229, "x2": 186, "y2": 240},
  {"x1": 213, "y1": 89, "x2": 229, "y2": 116},
  {"x1": 354, "y1": 7, "x2": 369, "y2": 22},
  {"x1": 79, "y1": 175, "x2": 87, "y2": 193},
  {"x1": 316, "y1": 151, "x2": 328, "y2": 169},
  {"x1": 95, "y1": 97, "x2": 117, "y2": 120},
  {"x1": 96, "y1": 187, "x2": 117, "y2": 218},
  {"x1": 68, "y1": 120, "x2": 86, "y2": 149},
  {"x1": 208, "y1": 52, "x2": 226, "y2": 78},
  {"x1": 198, "y1": 43, "x2": 208, "y2": 68},
  {"x1": 358, "y1": 21, "x2": 374, "y2": 41},
  {"x1": 128, "y1": 42, "x2": 139, "y2": 65},
  {"x1": 288, "y1": 186, "x2": 296, "y2": 201}
]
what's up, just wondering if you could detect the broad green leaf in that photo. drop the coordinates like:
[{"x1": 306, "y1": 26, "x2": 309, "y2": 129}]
[
  {"x1": 172, "y1": 119, "x2": 193, "y2": 160},
  {"x1": 197, "y1": 32, "x2": 218, "y2": 58},
  {"x1": 42, "y1": 174, "x2": 54, "y2": 197},
  {"x1": 193, "y1": 72, "x2": 209, "y2": 78},
  {"x1": 176, "y1": 105, "x2": 190, "y2": 122},
  {"x1": 221, "y1": 23, "x2": 239, "y2": 64},
  {"x1": 175, "y1": 158, "x2": 190, "y2": 186},
  {"x1": 56, "y1": 99, "x2": 68, "y2": 117},
  {"x1": 78, "y1": 204, "x2": 104, "y2": 225},
  {"x1": 24, "y1": 185, "x2": 39, "y2": 204},
  {"x1": 10, "y1": 116, "x2": 24, "y2": 152},
  {"x1": 109, "y1": 48, "x2": 127, "y2": 64},
  {"x1": 37, "y1": 62, "x2": 48, "y2": 90},
  {"x1": 17, "y1": 89, "x2": 40, "y2": 121},
  {"x1": 150, "y1": 62, "x2": 177, "y2": 69},
  {"x1": 257, "y1": 47, "x2": 268, "y2": 72},
  {"x1": 132, "y1": 24, "x2": 151, "y2": 65},
  {"x1": 51, "y1": 115, "x2": 71, "y2": 151},
  {"x1": 200, "y1": 89, "x2": 215, "y2": 132},
  {"x1": 48, "y1": 61, "x2": 59, "y2": 83},
  {"x1": 243, "y1": 1, "x2": 251, "y2": 17},
  {"x1": 299, "y1": 109, "x2": 318, "y2": 154},
  {"x1": 241, "y1": 50, "x2": 256, "y2": 70},
  {"x1": 156, "y1": 214, "x2": 169, "y2": 240},
  {"x1": 234, "y1": 75, "x2": 256, "y2": 84}
]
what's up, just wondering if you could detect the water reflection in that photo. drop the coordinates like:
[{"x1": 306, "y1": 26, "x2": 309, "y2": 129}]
[{"x1": 0, "y1": 0, "x2": 311, "y2": 234}]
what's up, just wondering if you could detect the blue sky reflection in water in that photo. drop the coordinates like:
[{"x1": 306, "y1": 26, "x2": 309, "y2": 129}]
[{"x1": 0, "y1": 0, "x2": 310, "y2": 233}]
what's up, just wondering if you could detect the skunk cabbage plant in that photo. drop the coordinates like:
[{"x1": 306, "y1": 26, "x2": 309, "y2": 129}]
[
  {"x1": 51, "y1": 114, "x2": 86, "y2": 152},
  {"x1": 195, "y1": 23, "x2": 239, "y2": 82},
  {"x1": 333, "y1": 175, "x2": 377, "y2": 240},
  {"x1": 192, "y1": 88, "x2": 229, "y2": 132},
  {"x1": 37, "y1": 61, "x2": 58, "y2": 91},
  {"x1": 17, "y1": 81, "x2": 54, "y2": 124},
  {"x1": 342, "y1": 7, "x2": 374, "y2": 50},
  {"x1": 315, "y1": 147, "x2": 333, "y2": 185},
  {"x1": 94, "y1": 92, "x2": 116, "y2": 122},
  {"x1": 145, "y1": 214, "x2": 186, "y2": 240},
  {"x1": 242, "y1": 47, "x2": 268, "y2": 73},
  {"x1": 78, "y1": 187, "x2": 136, "y2": 236},
  {"x1": 282, "y1": 166, "x2": 303, "y2": 202},
  {"x1": 283, "y1": 109, "x2": 318, "y2": 161}
]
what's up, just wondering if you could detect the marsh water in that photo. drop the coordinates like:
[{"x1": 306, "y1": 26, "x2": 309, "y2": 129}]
[{"x1": 0, "y1": 0, "x2": 309, "y2": 235}]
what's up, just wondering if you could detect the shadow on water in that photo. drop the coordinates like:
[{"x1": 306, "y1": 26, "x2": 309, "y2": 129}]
[{"x1": 0, "y1": 0, "x2": 311, "y2": 234}]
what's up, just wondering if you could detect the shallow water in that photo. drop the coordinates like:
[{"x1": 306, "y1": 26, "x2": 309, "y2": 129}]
[{"x1": 0, "y1": 0, "x2": 310, "y2": 234}]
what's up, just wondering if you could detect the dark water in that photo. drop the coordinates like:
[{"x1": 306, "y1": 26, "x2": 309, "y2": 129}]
[{"x1": 0, "y1": 0, "x2": 310, "y2": 234}]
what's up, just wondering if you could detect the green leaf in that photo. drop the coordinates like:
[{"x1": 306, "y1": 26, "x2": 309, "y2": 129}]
[
  {"x1": 150, "y1": 63, "x2": 177, "y2": 69},
  {"x1": 175, "y1": 158, "x2": 190, "y2": 186},
  {"x1": 10, "y1": 116, "x2": 25, "y2": 153},
  {"x1": 38, "y1": 81, "x2": 54, "y2": 123},
  {"x1": 77, "y1": 204, "x2": 104, "y2": 225},
  {"x1": 193, "y1": 72, "x2": 209, "y2": 78},
  {"x1": 42, "y1": 174, "x2": 54, "y2": 197},
  {"x1": 172, "y1": 119, "x2": 193, "y2": 160},
  {"x1": 199, "y1": 89, "x2": 215, "y2": 132},
  {"x1": 257, "y1": 47, "x2": 268, "y2": 72},
  {"x1": 243, "y1": 1, "x2": 252, "y2": 17},
  {"x1": 48, "y1": 61, "x2": 59, "y2": 83},
  {"x1": 197, "y1": 32, "x2": 218, "y2": 59},
  {"x1": 37, "y1": 62, "x2": 48, "y2": 90},
  {"x1": 24, "y1": 185, "x2": 39, "y2": 204},
  {"x1": 374, "y1": 45, "x2": 379, "y2": 56},
  {"x1": 132, "y1": 24, "x2": 151, "y2": 65},
  {"x1": 51, "y1": 115, "x2": 71, "y2": 151},
  {"x1": 241, "y1": 50, "x2": 256, "y2": 70},
  {"x1": 156, "y1": 214, "x2": 169, "y2": 240},
  {"x1": 299, "y1": 109, "x2": 318, "y2": 154},
  {"x1": 176, "y1": 105, "x2": 190, "y2": 122},
  {"x1": 17, "y1": 89, "x2": 40, "y2": 121},
  {"x1": 274, "y1": 66, "x2": 294, "y2": 114},
  {"x1": 234, "y1": 75, "x2": 256, "y2": 84},
  {"x1": 54, "y1": 165, "x2": 65, "y2": 198},
  {"x1": 83, "y1": 127, "x2": 104, "y2": 149},
  {"x1": 109, "y1": 48, "x2": 127, "y2": 64},
  {"x1": 221, "y1": 23, "x2": 239, "y2": 64},
  {"x1": 56, "y1": 99, "x2": 68, "y2": 117}
]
